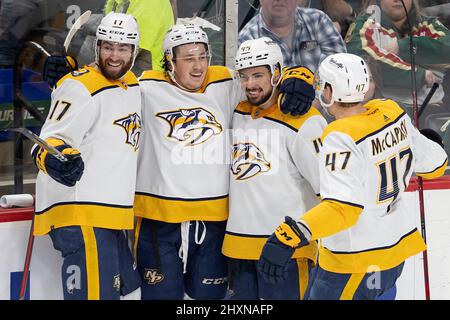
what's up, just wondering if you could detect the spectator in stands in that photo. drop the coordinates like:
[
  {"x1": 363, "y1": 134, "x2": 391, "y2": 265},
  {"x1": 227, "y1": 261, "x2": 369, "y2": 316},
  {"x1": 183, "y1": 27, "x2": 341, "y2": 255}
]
[
  {"x1": 0, "y1": 0, "x2": 42, "y2": 68},
  {"x1": 298, "y1": 0, "x2": 357, "y2": 38},
  {"x1": 345, "y1": 0, "x2": 450, "y2": 125},
  {"x1": 422, "y1": 0, "x2": 450, "y2": 29},
  {"x1": 239, "y1": 0, "x2": 346, "y2": 73}
]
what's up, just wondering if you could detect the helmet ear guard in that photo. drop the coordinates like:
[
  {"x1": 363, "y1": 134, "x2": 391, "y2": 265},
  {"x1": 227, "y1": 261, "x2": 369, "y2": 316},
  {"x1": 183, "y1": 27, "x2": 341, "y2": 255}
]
[{"x1": 317, "y1": 53, "x2": 370, "y2": 108}]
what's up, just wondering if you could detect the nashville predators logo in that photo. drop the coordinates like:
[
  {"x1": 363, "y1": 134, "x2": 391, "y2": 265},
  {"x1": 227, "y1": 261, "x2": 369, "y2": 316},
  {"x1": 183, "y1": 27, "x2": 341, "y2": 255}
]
[
  {"x1": 143, "y1": 269, "x2": 164, "y2": 285},
  {"x1": 156, "y1": 107, "x2": 223, "y2": 146},
  {"x1": 231, "y1": 143, "x2": 271, "y2": 180},
  {"x1": 113, "y1": 112, "x2": 142, "y2": 151}
]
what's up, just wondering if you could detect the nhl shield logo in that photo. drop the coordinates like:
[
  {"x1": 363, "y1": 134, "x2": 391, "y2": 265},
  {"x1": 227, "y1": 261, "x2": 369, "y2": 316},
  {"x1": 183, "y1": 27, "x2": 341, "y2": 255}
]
[
  {"x1": 231, "y1": 143, "x2": 271, "y2": 180},
  {"x1": 113, "y1": 112, "x2": 142, "y2": 151},
  {"x1": 156, "y1": 107, "x2": 223, "y2": 146}
]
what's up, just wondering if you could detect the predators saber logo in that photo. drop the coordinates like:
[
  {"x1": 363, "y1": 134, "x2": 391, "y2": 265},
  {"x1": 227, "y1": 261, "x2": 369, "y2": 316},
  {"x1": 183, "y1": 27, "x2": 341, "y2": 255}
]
[
  {"x1": 113, "y1": 112, "x2": 142, "y2": 151},
  {"x1": 231, "y1": 143, "x2": 270, "y2": 180},
  {"x1": 156, "y1": 107, "x2": 223, "y2": 146}
]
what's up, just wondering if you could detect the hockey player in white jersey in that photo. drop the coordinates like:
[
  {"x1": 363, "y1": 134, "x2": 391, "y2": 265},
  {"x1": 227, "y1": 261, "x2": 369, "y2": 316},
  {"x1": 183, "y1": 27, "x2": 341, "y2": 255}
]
[
  {"x1": 32, "y1": 12, "x2": 142, "y2": 300},
  {"x1": 134, "y1": 24, "x2": 317, "y2": 300},
  {"x1": 222, "y1": 37, "x2": 327, "y2": 300},
  {"x1": 135, "y1": 24, "x2": 236, "y2": 300},
  {"x1": 257, "y1": 52, "x2": 448, "y2": 299}
]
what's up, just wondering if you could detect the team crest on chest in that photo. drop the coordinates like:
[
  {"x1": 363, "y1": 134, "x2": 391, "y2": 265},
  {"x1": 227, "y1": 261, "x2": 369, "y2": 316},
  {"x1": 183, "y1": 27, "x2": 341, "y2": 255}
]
[
  {"x1": 156, "y1": 107, "x2": 223, "y2": 146},
  {"x1": 113, "y1": 112, "x2": 142, "y2": 151},
  {"x1": 231, "y1": 143, "x2": 271, "y2": 180}
]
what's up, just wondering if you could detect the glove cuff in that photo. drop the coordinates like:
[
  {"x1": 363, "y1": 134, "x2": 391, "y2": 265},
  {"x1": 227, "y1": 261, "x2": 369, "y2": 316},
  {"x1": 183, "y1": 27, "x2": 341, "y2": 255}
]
[
  {"x1": 275, "y1": 216, "x2": 312, "y2": 248},
  {"x1": 35, "y1": 138, "x2": 66, "y2": 174},
  {"x1": 281, "y1": 65, "x2": 315, "y2": 85}
]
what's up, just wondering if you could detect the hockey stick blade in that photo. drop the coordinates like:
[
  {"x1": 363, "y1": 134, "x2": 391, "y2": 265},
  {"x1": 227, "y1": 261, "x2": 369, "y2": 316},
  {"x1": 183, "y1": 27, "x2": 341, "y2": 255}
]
[
  {"x1": 63, "y1": 10, "x2": 92, "y2": 54},
  {"x1": 29, "y1": 41, "x2": 50, "y2": 57},
  {"x1": 7, "y1": 127, "x2": 68, "y2": 162}
]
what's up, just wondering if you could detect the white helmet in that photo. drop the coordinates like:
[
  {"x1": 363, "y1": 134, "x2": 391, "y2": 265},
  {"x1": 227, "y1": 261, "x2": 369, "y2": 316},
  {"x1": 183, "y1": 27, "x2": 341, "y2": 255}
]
[
  {"x1": 162, "y1": 24, "x2": 210, "y2": 91},
  {"x1": 163, "y1": 24, "x2": 210, "y2": 62},
  {"x1": 235, "y1": 37, "x2": 284, "y2": 86},
  {"x1": 95, "y1": 12, "x2": 140, "y2": 66},
  {"x1": 317, "y1": 53, "x2": 369, "y2": 108}
]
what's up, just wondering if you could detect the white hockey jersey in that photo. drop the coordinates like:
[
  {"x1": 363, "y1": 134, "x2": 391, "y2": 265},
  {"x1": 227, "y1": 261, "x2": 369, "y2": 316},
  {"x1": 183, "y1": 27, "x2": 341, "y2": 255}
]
[
  {"x1": 135, "y1": 66, "x2": 243, "y2": 223},
  {"x1": 34, "y1": 66, "x2": 142, "y2": 235},
  {"x1": 222, "y1": 101, "x2": 327, "y2": 260},
  {"x1": 301, "y1": 99, "x2": 448, "y2": 273}
]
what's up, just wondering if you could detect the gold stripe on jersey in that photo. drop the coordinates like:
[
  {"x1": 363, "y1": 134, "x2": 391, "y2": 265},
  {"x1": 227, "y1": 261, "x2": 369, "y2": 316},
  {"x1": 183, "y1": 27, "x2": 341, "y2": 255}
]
[
  {"x1": 139, "y1": 66, "x2": 233, "y2": 93},
  {"x1": 81, "y1": 226, "x2": 100, "y2": 300},
  {"x1": 302, "y1": 199, "x2": 364, "y2": 240},
  {"x1": 134, "y1": 217, "x2": 143, "y2": 259},
  {"x1": 318, "y1": 229, "x2": 426, "y2": 273},
  {"x1": 234, "y1": 101, "x2": 323, "y2": 132},
  {"x1": 297, "y1": 258, "x2": 310, "y2": 300},
  {"x1": 321, "y1": 99, "x2": 405, "y2": 144},
  {"x1": 339, "y1": 273, "x2": 365, "y2": 300},
  {"x1": 134, "y1": 193, "x2": 228, "y2": 223},
  {"x1": 221, "y1": 232, "x2": 318, "y2": 261},
  {"x1": 34, "y1": 203, "x2": 134, "y2": 235},
  {"x1": 56, "y1": 66, "x2": 138, "y2": 94},
  {"x1": 417, "y1": 159, "x2": 448, "y2": 180}
]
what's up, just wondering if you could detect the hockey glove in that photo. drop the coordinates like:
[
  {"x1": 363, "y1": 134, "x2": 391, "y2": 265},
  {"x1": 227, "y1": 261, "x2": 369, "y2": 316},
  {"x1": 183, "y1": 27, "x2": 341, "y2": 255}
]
[
  {"x1": 43, "y1": 55, "x2": 78, "y2": 88},
  {"x1": 257, "y1": 216, "x2": 312, "y2": 285},
  {"x1": 277, "y1": 66, "x2": 316, "y2": 116},
  {"x1": 420, "y1": 128, "x2": 444, "y2": 148},
  {"x1": 34, "y1": 138, "x2": 84, "y2": 187}
]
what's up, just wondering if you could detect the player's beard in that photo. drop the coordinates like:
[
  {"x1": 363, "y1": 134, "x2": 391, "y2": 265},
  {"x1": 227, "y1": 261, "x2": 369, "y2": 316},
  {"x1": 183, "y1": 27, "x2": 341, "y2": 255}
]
[
  {"x1": 98, "y1": 57, "x2": 132, "y2": 80},
  {"x1": 246, "y1": 89, "x2": 272, "y2": 106}
]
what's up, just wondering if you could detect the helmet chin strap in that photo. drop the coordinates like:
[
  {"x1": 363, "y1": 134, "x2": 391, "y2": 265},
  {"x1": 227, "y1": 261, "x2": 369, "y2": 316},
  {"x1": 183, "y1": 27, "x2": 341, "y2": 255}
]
[
  {"x1": 261, "y1": 72, "x2": 282, "y2": 107},
  {"x1": 318, "y1": 93, "x2": 334, "y2": 116}
]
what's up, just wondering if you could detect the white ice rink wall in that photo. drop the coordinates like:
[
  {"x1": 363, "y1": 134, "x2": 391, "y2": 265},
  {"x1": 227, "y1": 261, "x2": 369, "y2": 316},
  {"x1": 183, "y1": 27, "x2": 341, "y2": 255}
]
[{"x1": 0, "y1": 176, "x2": 449, "y2": 300}]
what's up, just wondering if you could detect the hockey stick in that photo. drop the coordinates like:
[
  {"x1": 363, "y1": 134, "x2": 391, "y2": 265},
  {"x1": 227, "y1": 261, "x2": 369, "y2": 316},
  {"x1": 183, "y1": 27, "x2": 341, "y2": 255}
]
[
  {"x1": 400, "y1": 0, "x2": 431, "y2": 300},
  {"x1": 63, "y1": 10, "x2": 92, "y2": 56},
  {"x1": 418, "y1": 82, "x2": 439, "y2": 119},
  {"x1": 28, "y1": 41, "x2": 50, "y2": 57},
  {"x1": 7, "y1": 127, "x2": 68, "y2": 162},
  {"x1": 18, "y1": 216, "x2": 34, "y2": 300},
  {"x1": 1, "y1": 127, "x2": 67, "y2": 300}
]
